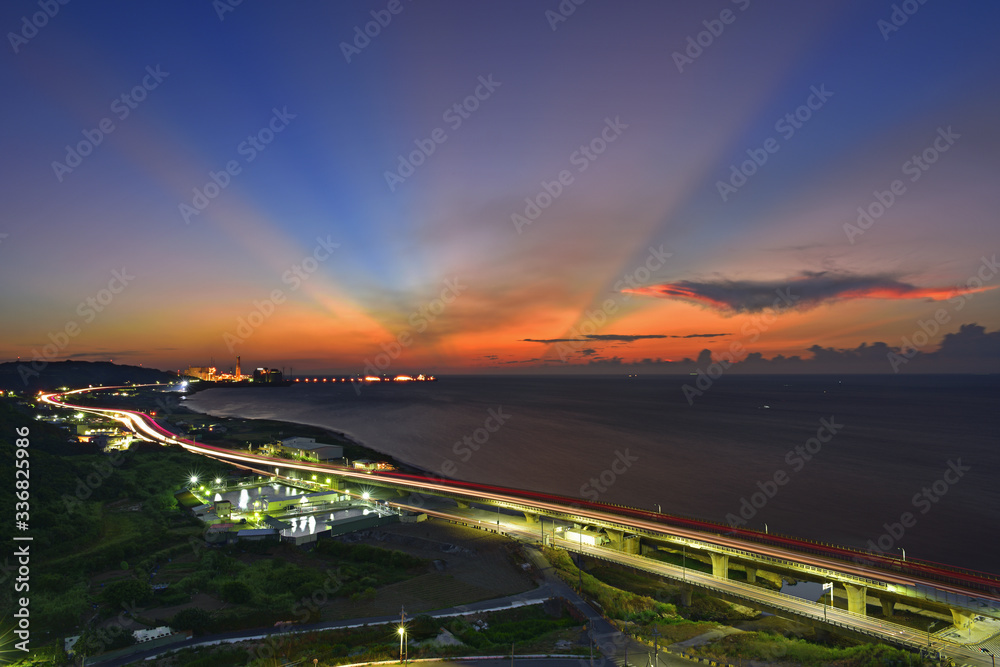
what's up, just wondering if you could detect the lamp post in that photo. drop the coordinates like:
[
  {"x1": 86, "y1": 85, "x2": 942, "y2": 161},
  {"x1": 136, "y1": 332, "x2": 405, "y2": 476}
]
[
  {"x1": 823, "y1": 582, "x2": 833, "y2": 621},
  {"x1": 398, "y1": 627, "x2": 405, "y2": 663},
  {"x1": 654, "y1": 503, "x2": 661, "y2": 514},
  {"x1": 763, "y1": 523, "x2": 768, "y2": 535},
  {"x1": 927, "y1": 621, "x2": 934, "y2": 648},
  {"x1": 898, "y1": 546, "x2": 906, "y2": 562},
  {"x1": 981, "y1": 648, "x2": 995, "y2": 667}
]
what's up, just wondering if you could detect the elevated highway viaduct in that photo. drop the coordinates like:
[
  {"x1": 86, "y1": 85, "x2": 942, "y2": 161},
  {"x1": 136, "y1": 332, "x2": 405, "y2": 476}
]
[
  {"x1": 42, "y1": 385, "x2": 1000, "y2": 642},
  {"x1": 354, "y1": 473, "x2": 999, "y2": 629}
]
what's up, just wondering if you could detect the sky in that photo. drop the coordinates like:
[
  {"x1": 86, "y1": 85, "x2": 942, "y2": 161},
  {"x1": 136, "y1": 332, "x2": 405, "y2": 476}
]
[{"x1": 1, "y1": 0, "x2": 999, "y2": 375}]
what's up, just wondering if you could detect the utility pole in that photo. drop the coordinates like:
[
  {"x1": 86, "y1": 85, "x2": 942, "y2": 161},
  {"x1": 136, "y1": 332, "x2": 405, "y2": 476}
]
[
  {"x1": 652, "y1": 624, "x2": 660, "y2": 667},
  {"x1": 589, "y1": 623, "x2": 594, "y2": 667}
]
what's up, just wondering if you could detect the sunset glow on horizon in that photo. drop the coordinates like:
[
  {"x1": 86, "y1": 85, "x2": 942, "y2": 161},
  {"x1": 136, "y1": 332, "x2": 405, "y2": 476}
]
[{"x1": 1, "y1": 2, "x2": 998, "y2": 375}]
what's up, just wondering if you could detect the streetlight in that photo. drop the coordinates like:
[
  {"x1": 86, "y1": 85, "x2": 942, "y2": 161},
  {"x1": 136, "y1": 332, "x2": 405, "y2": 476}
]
[
  {"x1": 982, "y1": 648, "x2": 995, "y2": 667},
  {"x1": 927, "y1": 621, "x2": 934, "y2": 648},
  {"x1": 654, "y1": 503, "x2": 661, "y2": 514},
  {"x1": 823, "y1": 582, "x2": 833, "y2": 621},
  {"x1": 763, "y1": 523, "x2": 768, "y2": 534},
  {"x1": 897, "y1": 546, "x2": 906, "y2": 562}
]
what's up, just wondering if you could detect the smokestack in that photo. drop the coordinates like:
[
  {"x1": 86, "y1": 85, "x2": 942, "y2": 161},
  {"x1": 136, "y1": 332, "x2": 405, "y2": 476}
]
[{"x1": 236, "y1": 355, "x2": 241, "y2": 380}]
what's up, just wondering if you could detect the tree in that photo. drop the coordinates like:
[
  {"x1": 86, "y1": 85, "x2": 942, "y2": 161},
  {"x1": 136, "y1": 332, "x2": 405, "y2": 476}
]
[
  {"x1": 171, "y1": 607, "x2": 212, "y2": 634},
  {"x1": 220, "y1": 580, "x2": 253, "y2": 604},
  {"x1": 103, "y1": 578, "x2": 152, "y2": 609}
]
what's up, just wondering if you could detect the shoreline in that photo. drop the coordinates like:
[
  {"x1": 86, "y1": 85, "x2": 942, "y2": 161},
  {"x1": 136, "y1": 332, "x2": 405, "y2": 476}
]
[{"x1": 180, "y1": 389, "x2": 441, "y2": 479}]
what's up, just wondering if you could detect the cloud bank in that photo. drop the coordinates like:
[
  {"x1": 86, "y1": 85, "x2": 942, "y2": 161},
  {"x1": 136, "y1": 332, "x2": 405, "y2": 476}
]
[{"x1": 626, "y1": 271, "x2": 996, "y2": 314}]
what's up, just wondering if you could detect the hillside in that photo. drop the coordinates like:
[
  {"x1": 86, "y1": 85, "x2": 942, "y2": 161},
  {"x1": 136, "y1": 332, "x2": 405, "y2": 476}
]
[{"x1": 0, "y1": 360, "x2": 176, "y2": 391}]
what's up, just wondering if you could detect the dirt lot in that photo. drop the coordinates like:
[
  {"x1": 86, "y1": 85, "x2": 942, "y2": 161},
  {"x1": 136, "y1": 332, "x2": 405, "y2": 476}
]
[{"x1": 323, "y1": 517, "x2": 538, "y2": 620}]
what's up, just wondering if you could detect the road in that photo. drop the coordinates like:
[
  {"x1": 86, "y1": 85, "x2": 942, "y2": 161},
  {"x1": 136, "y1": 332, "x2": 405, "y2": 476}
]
[
  {"x1": 412, "y1": 504, "x2": 990, "y2": 666},
  {"x1": 45, "y1": 385, "x2": 996, "y2": 666}
]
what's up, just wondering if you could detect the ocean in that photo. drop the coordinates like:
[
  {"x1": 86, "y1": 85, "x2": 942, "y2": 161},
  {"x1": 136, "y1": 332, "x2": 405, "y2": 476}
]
[{"x1": 183, "y1": 374, "x2": 1000, "y2": 575}]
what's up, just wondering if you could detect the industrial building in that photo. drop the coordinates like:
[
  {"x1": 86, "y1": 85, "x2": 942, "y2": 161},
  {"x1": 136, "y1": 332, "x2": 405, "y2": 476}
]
[{"x1": 279, "y1": 436, "x2": 344, "y2": 462}]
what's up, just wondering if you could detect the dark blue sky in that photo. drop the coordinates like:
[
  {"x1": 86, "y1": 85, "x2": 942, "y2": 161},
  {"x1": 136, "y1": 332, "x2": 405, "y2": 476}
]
[{"x1": 1, "y1": 1, "x2": 998, "y2": 373}]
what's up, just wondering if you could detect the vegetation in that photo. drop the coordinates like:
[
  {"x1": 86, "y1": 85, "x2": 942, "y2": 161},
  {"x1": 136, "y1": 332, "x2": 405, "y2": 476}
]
[
  {"x1": 163, "y1": 602, "x2": 580, "y2": 667},
  {"x1": 689, "y1": 630, "x2": 931, "y2": 666},
  {"x1": 442, "y1": 605, "x2": 578, "y2": 650},
  {"x1": 543, "y1": 546, "x2": 676, "y2": 622},
  {"x1": 164, "y1": 540, "x2": 426, "y2": 633}
]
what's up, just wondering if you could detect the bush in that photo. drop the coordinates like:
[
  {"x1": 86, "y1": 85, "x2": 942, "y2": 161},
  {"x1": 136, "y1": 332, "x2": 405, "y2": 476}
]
[
  {"x1": 172, "y1": 607, "x2": 212, "y2": 634},
  {"x1": 220, "y1": 580, "x2": 253, "y2": 604},
  {"x1": 102, "y1": 577, "x2": 152, "y2": 609}
]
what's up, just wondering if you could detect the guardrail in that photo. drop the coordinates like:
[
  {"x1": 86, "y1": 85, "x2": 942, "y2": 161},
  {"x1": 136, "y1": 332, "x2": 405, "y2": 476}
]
[{"x1": 556, "y1": 539, "x2": 930, "y2": 652}]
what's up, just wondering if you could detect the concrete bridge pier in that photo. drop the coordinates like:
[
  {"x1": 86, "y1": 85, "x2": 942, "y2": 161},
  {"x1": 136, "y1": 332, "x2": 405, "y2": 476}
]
[
  {"x1": 709, "y1": 553, "x2": 729, "y2": 579},
  {"x1": 881, "y1": 599, "x2": 895, "y2": 617},
  {"x1": 604, "y1": 528, "x2": 624, "y2": 549},
  {"x1": 844, "y1": 583, "x2": 867, "y2": 615},
  {"x1": 951, "y1": 609, "x2": 977, "y2": 633},
  {"x1": 745, "y1": 566, "x2": 757, "y2": 584},
  {"x1": 523, "y1": 512, "x2": 539, "y2": 524},
  {"x1": 679, "y1": 586, "x2": 693, "y2": 607}
]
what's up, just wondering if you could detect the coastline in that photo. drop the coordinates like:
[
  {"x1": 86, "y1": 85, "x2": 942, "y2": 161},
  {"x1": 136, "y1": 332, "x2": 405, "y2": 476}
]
[{"x1": 180, "y1": 389, "x2": 440, "y2": 478}]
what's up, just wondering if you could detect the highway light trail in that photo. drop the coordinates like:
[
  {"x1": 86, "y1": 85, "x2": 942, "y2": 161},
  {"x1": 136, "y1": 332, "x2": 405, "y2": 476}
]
[{"x1": 41, "y1": 385, "x2": 1000, "y2": 605}]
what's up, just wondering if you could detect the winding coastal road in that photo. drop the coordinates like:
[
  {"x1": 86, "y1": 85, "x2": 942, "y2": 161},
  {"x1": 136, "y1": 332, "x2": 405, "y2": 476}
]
[{"x1": 42, "y1": 384, "x2": 1000, "y2": 666}]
